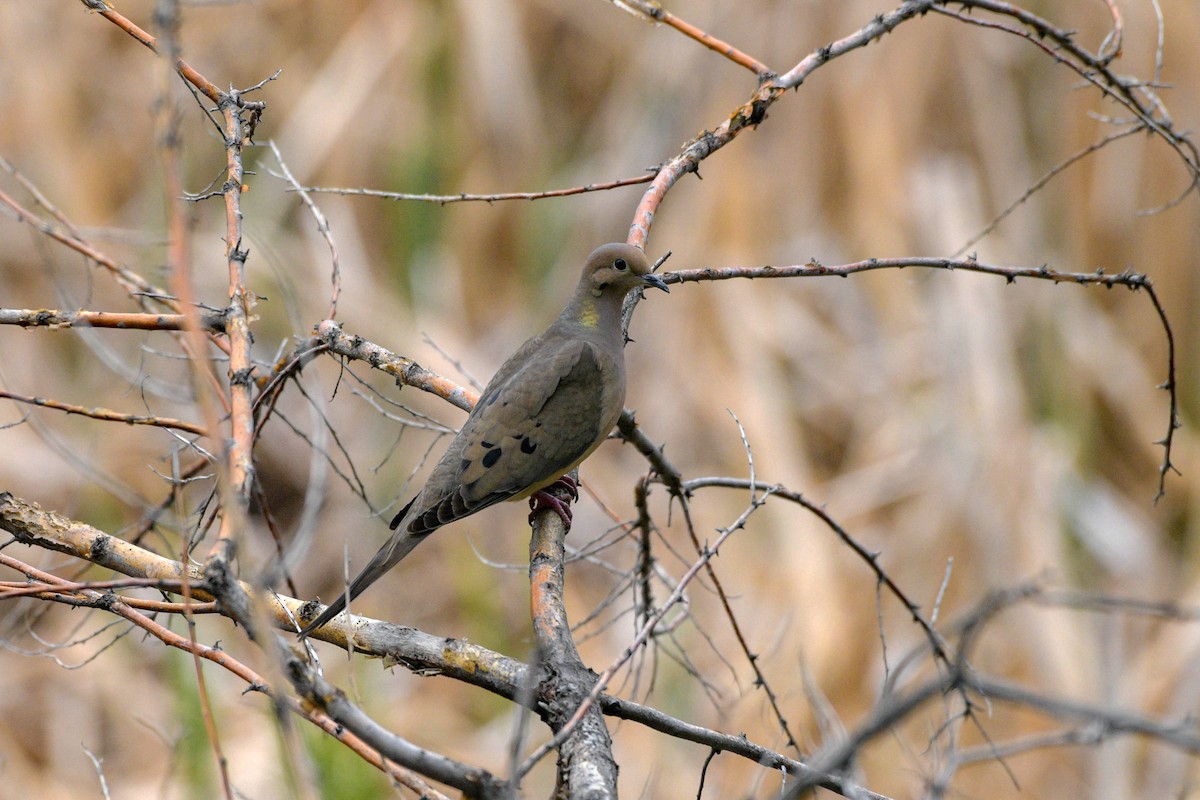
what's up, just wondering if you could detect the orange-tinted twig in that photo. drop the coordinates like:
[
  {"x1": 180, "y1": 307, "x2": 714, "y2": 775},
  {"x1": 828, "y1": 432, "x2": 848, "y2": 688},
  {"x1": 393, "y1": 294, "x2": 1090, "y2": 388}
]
[
  {"x1": 0, "y1": 308, "x2": 225, "y2": 332},
  {"x1": 215, "y1": 99, "x2": 257, "y2": 547},
  {"x1": 82, "y1": 0, "x2": 222, "y2": 103},
  {"x1": 0, "y1": 390, "x2": 208, "y2": 438},
  {"x1": 0, "y1": 186, "x2": 170, "y2": 310},
  {"x1": 0, "y1": 183, "x2": 235, "y2": 356},
  {"x1": 620, "y1": 0, "x2": 772, "y2": 78}
]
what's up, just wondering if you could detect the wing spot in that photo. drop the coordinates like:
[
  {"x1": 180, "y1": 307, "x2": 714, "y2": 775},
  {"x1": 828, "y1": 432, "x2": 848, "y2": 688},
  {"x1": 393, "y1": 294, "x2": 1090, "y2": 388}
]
[
  {"x1": 521, "y1": 437, "x2": 537, "y2": 454},
  {"x1": 482, "y1": 448, "x2": 503, "y2": 468},
  {"x1": 481, "y1": 440, "x2": 495, "y2": 449}
]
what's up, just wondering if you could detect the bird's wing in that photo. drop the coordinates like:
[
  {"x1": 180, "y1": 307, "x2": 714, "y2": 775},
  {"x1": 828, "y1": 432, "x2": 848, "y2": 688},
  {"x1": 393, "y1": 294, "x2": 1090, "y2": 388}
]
[{"x1": 402, "y1": 336, "x2": 620, "y2": 534}]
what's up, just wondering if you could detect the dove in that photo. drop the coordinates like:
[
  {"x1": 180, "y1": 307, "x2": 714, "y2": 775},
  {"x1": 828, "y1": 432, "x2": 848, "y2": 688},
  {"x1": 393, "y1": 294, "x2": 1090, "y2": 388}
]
[{"x1": 300, "y1": 243, "x2": 667, "y2": 636}]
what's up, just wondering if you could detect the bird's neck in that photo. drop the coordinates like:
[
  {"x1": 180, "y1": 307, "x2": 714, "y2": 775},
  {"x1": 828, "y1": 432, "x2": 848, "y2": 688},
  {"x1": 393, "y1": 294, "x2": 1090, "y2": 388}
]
[{"x1": 558, "y1": 290, "x2": 627, "y2": 342}]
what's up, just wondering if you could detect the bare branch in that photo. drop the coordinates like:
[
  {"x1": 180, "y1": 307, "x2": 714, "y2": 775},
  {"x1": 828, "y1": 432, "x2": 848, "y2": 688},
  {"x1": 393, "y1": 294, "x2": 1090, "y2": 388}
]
[
  {"x1": 0, "y1": 307, "x2": 226, "y2": 332},
  {"x1": 297, "y1": 173, "x2": 656, "y2": 205}
]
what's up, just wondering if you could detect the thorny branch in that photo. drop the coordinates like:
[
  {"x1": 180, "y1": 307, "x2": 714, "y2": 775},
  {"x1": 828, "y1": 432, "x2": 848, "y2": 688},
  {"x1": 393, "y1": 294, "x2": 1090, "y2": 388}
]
[
  {"x1": 663, "y1": 257, "x2": 1180, "y2": 499},
  {"x1": 0, "y1": 491, "x2": 883, "y2": 800},
  {"x1": 0, "y1": 307, "x2": 227, "y2": 332},
  {"x1": 296, "y1": 173, "x2": 656, "y2": 205},
  {"x1": 2, "y1": 0, "x2": 1195, "y2": 797},
  {"x1": 0, "y1": 390, "x2": 207, "y2": 438}
]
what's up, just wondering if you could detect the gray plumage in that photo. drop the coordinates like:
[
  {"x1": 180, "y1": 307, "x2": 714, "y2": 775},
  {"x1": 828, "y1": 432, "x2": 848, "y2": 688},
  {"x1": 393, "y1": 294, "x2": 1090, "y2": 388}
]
[{"x1": 300, "y1": 243, "x2": 666, "y2": 637}]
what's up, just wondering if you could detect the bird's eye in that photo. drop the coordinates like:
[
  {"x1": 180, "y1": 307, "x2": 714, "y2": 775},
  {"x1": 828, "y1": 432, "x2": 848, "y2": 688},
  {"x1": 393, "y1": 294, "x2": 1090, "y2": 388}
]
[{"x1": 613, "y1": 258, "x2": 628, "y2": 271}]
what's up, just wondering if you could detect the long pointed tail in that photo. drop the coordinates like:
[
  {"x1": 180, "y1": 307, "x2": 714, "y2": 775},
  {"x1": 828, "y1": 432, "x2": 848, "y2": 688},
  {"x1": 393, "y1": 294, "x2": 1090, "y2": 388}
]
[{"x1": 298, "y1": 526, "x2": 425, "y2": 638}]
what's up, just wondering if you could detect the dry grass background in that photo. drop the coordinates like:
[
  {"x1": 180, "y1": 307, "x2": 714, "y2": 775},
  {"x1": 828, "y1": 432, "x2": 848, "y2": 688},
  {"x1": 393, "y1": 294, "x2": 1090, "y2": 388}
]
[{"x1": 1, "y1": 1, "x2": 1199, "y2": 798}]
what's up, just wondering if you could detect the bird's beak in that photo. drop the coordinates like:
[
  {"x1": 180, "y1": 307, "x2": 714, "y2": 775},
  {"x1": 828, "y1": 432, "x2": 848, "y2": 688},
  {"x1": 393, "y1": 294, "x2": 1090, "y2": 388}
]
[{"x1": 641, "y1": 273, "x2": 670, "y2": 293}]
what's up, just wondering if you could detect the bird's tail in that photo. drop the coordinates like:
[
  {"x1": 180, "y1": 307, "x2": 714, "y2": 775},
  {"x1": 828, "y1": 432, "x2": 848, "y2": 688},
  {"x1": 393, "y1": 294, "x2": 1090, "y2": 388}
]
[{"x1": 297, "y1": 525, "x2": 424, "y2": 638}]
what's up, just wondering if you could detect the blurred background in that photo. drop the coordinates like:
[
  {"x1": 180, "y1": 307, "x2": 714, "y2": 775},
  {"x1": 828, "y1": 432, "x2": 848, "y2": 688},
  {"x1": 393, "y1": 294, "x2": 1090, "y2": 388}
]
[{"x1": 1, "y1": 1, "x2": 1199, "y2": 798}]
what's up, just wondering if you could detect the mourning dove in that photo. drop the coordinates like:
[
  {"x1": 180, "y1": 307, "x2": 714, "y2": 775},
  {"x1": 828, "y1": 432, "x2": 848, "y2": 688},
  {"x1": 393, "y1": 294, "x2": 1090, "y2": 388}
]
[{"x1": 300, "y1": 243, "x2": 667, "y2": 636}]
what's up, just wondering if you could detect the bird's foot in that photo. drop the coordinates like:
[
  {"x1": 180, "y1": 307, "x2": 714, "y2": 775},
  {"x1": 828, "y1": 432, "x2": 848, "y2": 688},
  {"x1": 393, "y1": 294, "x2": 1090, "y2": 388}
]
[
  {"x1": 549, "y1": 474, "x2": 579, "y2": 501},
  {"x1": 528, "y1": 475, "x2": 578, "y2": 527}
]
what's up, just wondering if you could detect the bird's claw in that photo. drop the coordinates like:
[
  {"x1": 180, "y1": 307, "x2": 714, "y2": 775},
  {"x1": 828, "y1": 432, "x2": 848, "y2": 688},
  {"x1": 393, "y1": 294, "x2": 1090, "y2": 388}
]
[
  {"x1": 550, "y1": 474, "x2": 579, "y2": 502},
  {"x1": 528, "y1": 475, "x2": 577, "y2": 527}
]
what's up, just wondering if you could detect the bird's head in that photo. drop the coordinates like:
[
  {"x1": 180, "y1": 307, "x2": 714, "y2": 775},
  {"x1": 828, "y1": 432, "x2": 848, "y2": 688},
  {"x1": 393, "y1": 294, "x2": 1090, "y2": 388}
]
[{"x1": 583, "y1": 243, "x2": 669, "y2": 298}]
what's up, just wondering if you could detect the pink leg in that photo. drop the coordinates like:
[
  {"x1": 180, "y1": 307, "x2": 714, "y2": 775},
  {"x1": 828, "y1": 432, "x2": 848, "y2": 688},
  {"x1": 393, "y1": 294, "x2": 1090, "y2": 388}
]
[{"x1": 528, "y1": 475, "x2": 578, "y2": 526}]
